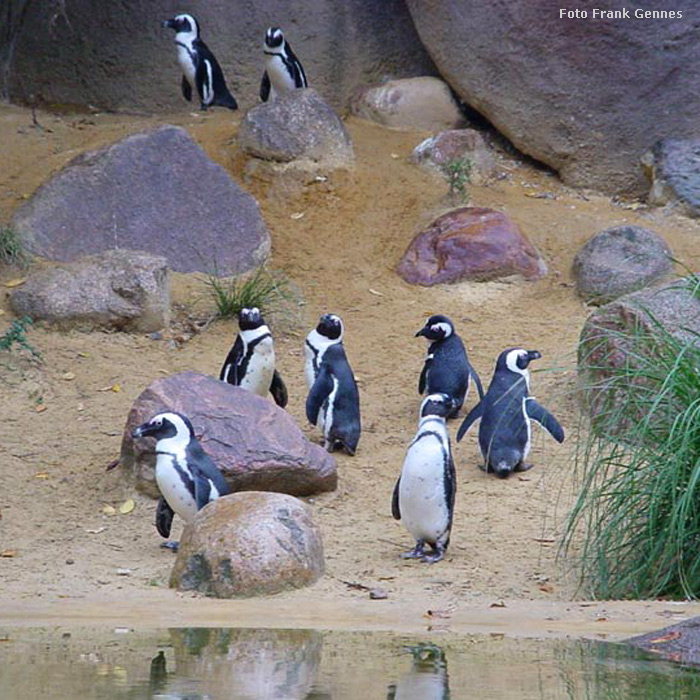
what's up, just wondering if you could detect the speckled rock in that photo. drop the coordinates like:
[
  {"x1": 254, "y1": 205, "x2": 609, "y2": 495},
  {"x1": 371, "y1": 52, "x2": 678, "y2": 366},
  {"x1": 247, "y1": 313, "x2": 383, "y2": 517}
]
[
  {"x1": 170, "y1": 492, "x2": 325, "y2": 598},
  {"x1": 573, "y1": 225, "x2": 673, "y2": 304},
  {"x1": 120, "y1": 371, "x2": 337, "y2": 498},
  {"x1": 10, "y1": 250, "x2": 169, "y2": 332},
  {"x1": 350, "y1": 77, "x2": 465, "y2": 132},
  {"x1": 396, "y1": 207, "x2": 546, "y2": 285}
]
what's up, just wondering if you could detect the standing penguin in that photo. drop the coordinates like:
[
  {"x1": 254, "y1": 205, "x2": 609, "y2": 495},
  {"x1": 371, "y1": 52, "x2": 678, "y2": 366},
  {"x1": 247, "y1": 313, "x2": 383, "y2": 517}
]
[
  {"x1": 220, "y1": 307, "x2": 288, "y2": 408},
  {"x1": 162, "y1": 13, "x2": 238, "y2": 111},
  {"x1": 416, "y1": 314, "x2": 484, "y2": 419},
  {"x1": 456, "y1": 348, "x2": 565, "y2": 478},
  {"x1": 392, "y1": 393, "x2": 455, "y2": 564},
  {"x1": 305, "y1": 313, "x2": 361, "y2": 455},
  {"x1": 260, "y1": 26, "x2": 308, "y2": 102},
  {"x1": 131, "y1": 412, "x2": 230, "y2": 549}
]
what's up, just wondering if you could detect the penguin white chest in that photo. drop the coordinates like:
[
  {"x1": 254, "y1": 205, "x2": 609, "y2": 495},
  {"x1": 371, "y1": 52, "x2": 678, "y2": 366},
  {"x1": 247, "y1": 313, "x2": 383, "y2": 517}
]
[
  {"x1": 399, "y1": 436, "x2": 450, "y2": 543},
  {"x1": 265, "y1": 54, "x2": 297, "y2": 98},
  {"x1": 176, "y1": 43, "x2": 197, "y2": 85},
  {"x1": 240, "y1": 338, "x2": 275, "y2": 397},
  {"x1": 155, "y1": 452, "x2": 198, "y2": 523},
  {"x1": 317, "y1": 376, "x2": 339, "y2": 437}
]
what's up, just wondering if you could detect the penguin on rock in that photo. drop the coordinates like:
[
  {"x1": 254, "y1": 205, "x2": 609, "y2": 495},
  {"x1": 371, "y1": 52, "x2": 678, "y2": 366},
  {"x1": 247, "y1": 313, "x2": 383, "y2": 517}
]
[
  {"x1": 260, "y1": 26, "x2": 308, "y2": 102},
  {"x1": 416, "y1": 314, "x2": 484, "y2": 419},
  {"x1": 131, "y1": 412, "x2": 230, "y2": 550},
  {"x1": 220, "y1": 307, "x2": 288, "y2": 408},
  {"x1": 392, "y1": 394, "x2": 456, "y2": 564},
  {"x1": 162, "y1": 13, "x2": 238, "y2": 111},
  {"x1": 456, "y1": 347, "x2": 565, "y2": 478},
  {"x1": 304, "y1": 313, "x2": 361, "y2": 455}
]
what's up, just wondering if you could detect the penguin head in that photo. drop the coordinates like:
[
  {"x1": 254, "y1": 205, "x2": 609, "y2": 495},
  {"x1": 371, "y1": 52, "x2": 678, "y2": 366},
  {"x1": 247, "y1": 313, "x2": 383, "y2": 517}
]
[
  {"x1": 264, "y1": 27, "x2": 285, "y2": 51},
  {"x1": 162, "y1": 14, "x2": 200, "y2": 38},
  {"x1": 415, "y1": 314, "x2": 454, "y2": 342},
  {"x1": 238, "y1": 307, "x2": 265, "y2": 331},
  {"x1": 419, "y1": 393, "x2": 453, "y2": 420},
  {"x1": 315, "y1": 313, "x2": 344, "y2": 341},
  {"x1": 131, "y1": 412, "x2": 195, "y2": 442},
  {"x1": 498, "y1": 348, "x2": 542, "y2": 376}
]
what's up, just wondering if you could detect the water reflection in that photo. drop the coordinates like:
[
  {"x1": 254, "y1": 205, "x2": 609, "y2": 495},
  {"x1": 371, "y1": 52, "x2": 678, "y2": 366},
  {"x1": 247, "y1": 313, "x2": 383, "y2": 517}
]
[{"x1": 387, "y1": 643, "x2": 450, "y2": 700}]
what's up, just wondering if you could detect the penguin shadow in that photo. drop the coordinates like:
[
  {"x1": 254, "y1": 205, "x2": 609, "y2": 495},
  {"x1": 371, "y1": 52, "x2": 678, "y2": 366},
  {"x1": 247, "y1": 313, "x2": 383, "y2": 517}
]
[{"x1": 386, "y1": 643, "x2": 450, "y2": 700}]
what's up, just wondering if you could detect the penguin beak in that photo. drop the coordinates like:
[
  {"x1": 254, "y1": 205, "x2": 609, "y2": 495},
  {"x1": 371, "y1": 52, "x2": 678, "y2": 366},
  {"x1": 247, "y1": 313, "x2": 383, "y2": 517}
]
[
  {"x1": 131, "y1": 422, "x2": 152, "y2": 439},
  {"x1": 527, "y1": 350, "x2": 542, "y2": 362},
  {"x1": 415, "y1": 328, "x2": 427, "y2": 338},
  {"x1": 162, "y1": 19, "x2": 175, "y2": 29}
]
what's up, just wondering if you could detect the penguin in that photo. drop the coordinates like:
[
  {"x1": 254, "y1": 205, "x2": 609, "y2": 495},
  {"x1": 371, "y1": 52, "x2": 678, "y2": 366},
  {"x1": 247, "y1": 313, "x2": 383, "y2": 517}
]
[
  {"x1": 305, "y1": 313, "x2": 361, "y2": 455},
  {"x1": 220, "y1": 307, "x2": 288, "y2": 408},
  {"x1": 388, "y1": 644, "x2": 450, "y2": 700},
  {"x1": 392, "y1": 394, "x2": 455, "y2": 563},
  {"x1": 260, "y1": 26, "x2": 308, "y2": 102},
  {"x1": 456, "y1": 348, "x2": 565, "y2": 478},
  {"x1": 162, "y1": 13, "x2": 238, "y2": 111},
  {"x1": 131, "y1": 411, "x2": 230, "y2": 549},
  {"x1": 415, "y1": 314, "x2": 484, "y2": 419}
]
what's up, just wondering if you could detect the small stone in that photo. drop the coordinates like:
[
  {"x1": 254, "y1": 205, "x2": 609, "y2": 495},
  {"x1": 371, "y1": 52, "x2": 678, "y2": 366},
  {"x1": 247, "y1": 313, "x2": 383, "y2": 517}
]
[
  {"x1": 116, "y1": 568, "x2": 131, "y2": 576},
  {"x1": 369, "y1": 588, "x2": 388, "y2": 600},
  {"x1": 66, "y1": 559, "x2": 74, "y2": 565}
]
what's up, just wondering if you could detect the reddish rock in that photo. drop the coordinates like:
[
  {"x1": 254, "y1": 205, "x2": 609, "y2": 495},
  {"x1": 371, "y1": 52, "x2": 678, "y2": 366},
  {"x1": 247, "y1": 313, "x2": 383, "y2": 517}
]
[
  {"x1": 119, "y1": 371, "x2": 337, "y2": 498},
  {"x1": 170, "y1": 492, "x2": 325, "y2": 598},
  {"x1": 396, "y1": 207, "x2": 546, "y2": 286}
]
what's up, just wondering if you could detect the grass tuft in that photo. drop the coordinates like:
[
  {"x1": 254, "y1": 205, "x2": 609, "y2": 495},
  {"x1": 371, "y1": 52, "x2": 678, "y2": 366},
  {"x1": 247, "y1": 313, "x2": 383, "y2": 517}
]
[
  {"x1": 564, "y1": 310, "x2": 700, "y2": 599},
  {"x1": 0, "y1": 316, "x2": 41, "y2": 358},
  {"x1": 0, "y1": 226, "x2": 29, "y2": 268},
  {"x1": 442, "y1": 156, "x2": 473, "y2": 202}
]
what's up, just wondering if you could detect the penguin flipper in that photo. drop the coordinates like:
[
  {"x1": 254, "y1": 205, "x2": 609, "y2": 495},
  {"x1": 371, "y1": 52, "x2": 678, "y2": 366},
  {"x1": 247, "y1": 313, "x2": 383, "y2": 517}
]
[
  {"x1": 155, "y1": 497, "x2": 175, "y2": 538},
  {"x1": 220, "y1": 334, "x2": 244, "y2": 385},
  {"x1": 470, "y1": 365, "x2": 485, "y2": 400},
  {"x1": 181, "y1": 76, "x2": 193, "y2": 102},
  {"x1": 270, "y1": 370, "x2": 289, "y2": 408},
  {"x1": 456, "y1": 402, "x2": 483, "y2": 442},
  {"x1": 526, "y1": 399, "x2": 565, "y2": 443},
  {"x1": 391, "y1": 476, "x2": 401, "y2": 520},
  {"x1": 418, "y1": 356, "x2": 431, "y2": 394},
  {"x1": 260, "y1": 70, "x2": 271, "y2": 102},
  {"x1": 305, "y1": 365, "x2": 334, "y2": 425},
  {"x1": 186, "y1": 441, "x2": 231, "y2": 497}
]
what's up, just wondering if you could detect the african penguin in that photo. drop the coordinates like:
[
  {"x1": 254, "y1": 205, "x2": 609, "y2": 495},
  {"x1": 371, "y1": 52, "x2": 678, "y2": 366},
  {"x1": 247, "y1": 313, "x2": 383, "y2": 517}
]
[
  {"x1": 391, "y1": 644, "x2": 451, "y2": 700},
  {"x1": 416, "y1": 314, "x2": 484, "y2": 419},
  {"x1": 131, "y1": 411, "x2": 230, "y2": 549},
  {"x1": 260, "y1": 26, "x2": 308, "y2": 102},
  {"x1": 305, "y1": 313, "x2": 361, "y2": 455},
  {"x1": 456, "y1": 348, "x2": 565, "y2": 478},
  {"x1": 162, "y1": 13, "x2": 238, "y2": 111},
  {"x1": 392, "y1": 393, "x2": 455, "y2": 564},
  {"x1": 220, "y1": 307, "x2": 288, "y2": 408}
]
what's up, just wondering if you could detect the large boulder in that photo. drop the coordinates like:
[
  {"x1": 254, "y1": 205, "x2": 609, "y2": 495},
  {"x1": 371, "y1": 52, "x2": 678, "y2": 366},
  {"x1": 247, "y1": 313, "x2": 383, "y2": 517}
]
[
  {"x1": 406, "y1": 1, "x2": 700, "y2": 196},
  {"x1": 642, "y1": 139, "x2": 700, "y2": 217},
  {"x1": 0, "y1": 0, "x2": 436, "y2": 113},
  {"x1": 239, "y1": 89, "x2": 354, "y2": 169},
  {"x1": 170, "y1": 492, "x2": 325, "y2": 598},
  {"x1": 10, "y1": 250, "x2": 170, "y2": 332},
  {"x1": 349, "y1": 77, "x2": 465, "y2": 132},
  {"x1": 573, "y1": 225, "x2": 673, "y2": 305},
  {"x1": 120, "y1": 371, "x2": 337, "y2": 498},
  {"x1": 396, "y1": 207, "x2": 546, "y2": 285},
  {"x1": 12, "y1": 126, "x2": 270, "y2": 276}
]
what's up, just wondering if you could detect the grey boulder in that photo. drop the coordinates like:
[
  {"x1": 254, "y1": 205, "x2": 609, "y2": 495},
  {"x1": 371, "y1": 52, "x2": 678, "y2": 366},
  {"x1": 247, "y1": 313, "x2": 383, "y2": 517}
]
[
  {"x1": 573, "y1": 225, "x2": 673, "y2": 305},
  {"x1": 170, "y1": 492, "x2": 325, "y2": 598},
  {"x1": 239, "y1": 89, "x2": 354, "y2": 169},
  {"x1": 350, "y1": 77, "x2": 465, "y2": 132},
  {"x1": 10, "y1": 249, "x2": 169, "y2": 332},
  {"x1": 120, "y1": 371, "x2": 337, "y2": 498},
  {"x1": 643, "y1": 139, "x2": 700, "y2": 217},
  {"x1": 12, "y1": 125, "x2": 270, "y2": 275}
]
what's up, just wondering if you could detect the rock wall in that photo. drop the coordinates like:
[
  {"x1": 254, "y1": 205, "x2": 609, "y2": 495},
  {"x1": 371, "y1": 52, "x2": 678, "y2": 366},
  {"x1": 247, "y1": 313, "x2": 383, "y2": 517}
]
[{"x1": 0, "y1": 0, "x2": 437, "y2": 113}]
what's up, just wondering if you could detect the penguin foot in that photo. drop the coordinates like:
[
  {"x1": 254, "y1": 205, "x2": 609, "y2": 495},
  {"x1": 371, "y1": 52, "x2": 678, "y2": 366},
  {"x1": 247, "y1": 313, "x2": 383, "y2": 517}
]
[
  {"x1": 401, "y1": 541, "x2": 425, "y2": 559},
  {"x1": 514, "y1": 462, "x2": 534, "y2": 472},
  {"x1": 159, "y1": 540, "x2": 180, "y2": 553},
  {"x1": 421, "y1": 543, "x2": 445, "y2": 564}
]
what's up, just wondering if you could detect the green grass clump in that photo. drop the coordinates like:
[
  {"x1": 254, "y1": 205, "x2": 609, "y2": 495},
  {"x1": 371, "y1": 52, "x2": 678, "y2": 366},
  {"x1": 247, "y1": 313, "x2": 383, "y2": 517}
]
[
  {"x1": 0, "y1": 226, "x2": 29, "y2": 267},
  {"x1": 0, "y1": 316, "x2": 40, "y2": 358},
  {"x1": 565, "y1": 313, "x2": 700, "y2": 599},
  {"x1": 442, "y1": 156, "x2": 473, "y2": 201},
  {"x1": 203, "y1": 265, "x2": 293, "y2": 320}
]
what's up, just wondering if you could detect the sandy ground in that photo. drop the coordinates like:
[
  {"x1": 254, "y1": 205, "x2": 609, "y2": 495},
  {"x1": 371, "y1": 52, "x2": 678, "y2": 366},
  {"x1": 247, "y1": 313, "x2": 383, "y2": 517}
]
[{"x1": 2, "y1": 102, "x2": 700, "y2": 640}]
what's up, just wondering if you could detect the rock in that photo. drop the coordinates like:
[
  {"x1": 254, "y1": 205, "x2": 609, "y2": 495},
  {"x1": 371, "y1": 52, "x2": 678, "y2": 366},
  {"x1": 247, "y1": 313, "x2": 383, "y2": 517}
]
[
  {"x1": 642, "y1": 139, "x2": 700, "y2": 217},
  {"x1": 239, "y1": 89, "x2": 354, "y2": 169},
  {"x1": 578, "y1": 280, "x2": 700, "y2": 429},
  {"x1": 120, "y1": 371, "x2": 337, "y2": 498},
  {"x1": 396, "y1": 207, "x2": 546, "y2": 286},
  {"x1": 170, "y1": 492, "x2": 325, "y2": 597},
  {"x1": 406, "y1": 1, "x2": 700, "y2": 196},
  {"x1": 10, "y1": 250, "x2": 169, "y2": 332},
  {"x1": 2, "y1": 0, "x2": 437, "y2": 113},
  {"x1": 349, "y1": 77, "x2": 465, "y2": 132},
  {"x1": 573, "y1": 225, "x2": 673, "y2": 305},
  {"x1": 12, "y1": 126, "x2": 270, "y2": 276},
  {"x1": 628, "y1": 618, "x2": 700, "y2": 667},
  {"x1": 412, "y1": 129, "x2": 497, "y2": 184}
]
